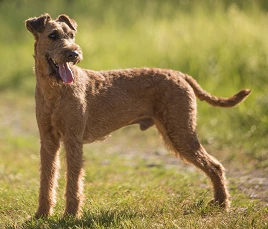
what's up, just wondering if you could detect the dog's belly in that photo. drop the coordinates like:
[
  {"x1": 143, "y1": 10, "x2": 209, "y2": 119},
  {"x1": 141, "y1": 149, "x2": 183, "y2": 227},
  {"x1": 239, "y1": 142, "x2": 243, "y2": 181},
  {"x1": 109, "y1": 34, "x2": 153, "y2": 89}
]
[
  {"x1": 82, "y1": 99, "x2": 153, "y2": 143},
  {"x1": 82, "y1": 134, "x2": 109, "y2": 144},
  {"x1": 82, "y1": 113, "x2": 151, "y2": 144}
]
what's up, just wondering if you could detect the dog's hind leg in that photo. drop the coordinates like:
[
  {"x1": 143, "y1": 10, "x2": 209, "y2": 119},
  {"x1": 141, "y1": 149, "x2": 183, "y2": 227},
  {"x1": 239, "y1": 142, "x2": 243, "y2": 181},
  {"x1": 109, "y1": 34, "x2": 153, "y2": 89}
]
[
  {"x1": 182, "y1": 144, "x2": 230, "y2": 209},
  {"x1": 153, "y1": 90, "x2": 230, "y2": 209},
  {"x1": 155, "y1": 117, "x2": 230, "y2": 209}
]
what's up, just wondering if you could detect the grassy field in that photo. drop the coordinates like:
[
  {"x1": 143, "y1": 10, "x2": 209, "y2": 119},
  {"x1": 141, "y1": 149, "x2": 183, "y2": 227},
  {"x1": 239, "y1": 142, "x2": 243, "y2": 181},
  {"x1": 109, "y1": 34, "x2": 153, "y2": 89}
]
[{"x1": 0, "y1": 0, "x2": 267, "y2": 228}]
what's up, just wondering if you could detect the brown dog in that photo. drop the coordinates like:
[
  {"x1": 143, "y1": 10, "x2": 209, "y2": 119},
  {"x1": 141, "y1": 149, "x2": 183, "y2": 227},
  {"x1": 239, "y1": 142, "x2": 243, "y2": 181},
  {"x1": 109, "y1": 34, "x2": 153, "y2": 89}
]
[{"x1": 25, "y1": 13, "x2": 250, "y2": 218}]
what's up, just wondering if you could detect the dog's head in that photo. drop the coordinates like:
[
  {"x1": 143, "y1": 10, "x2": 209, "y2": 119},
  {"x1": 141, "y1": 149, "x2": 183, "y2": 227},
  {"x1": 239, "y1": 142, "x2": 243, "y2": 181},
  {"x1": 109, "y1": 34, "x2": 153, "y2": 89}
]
[{"x1": 26, "y1": 14, "x2": 83, "y2": 84}]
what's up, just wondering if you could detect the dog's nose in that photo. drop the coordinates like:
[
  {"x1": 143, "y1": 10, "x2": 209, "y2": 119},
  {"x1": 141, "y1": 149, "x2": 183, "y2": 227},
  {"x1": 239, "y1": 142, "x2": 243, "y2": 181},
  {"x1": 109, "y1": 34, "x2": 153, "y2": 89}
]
[{"x1": 67, "y1": 50, "x2": 79, "y2": 60}]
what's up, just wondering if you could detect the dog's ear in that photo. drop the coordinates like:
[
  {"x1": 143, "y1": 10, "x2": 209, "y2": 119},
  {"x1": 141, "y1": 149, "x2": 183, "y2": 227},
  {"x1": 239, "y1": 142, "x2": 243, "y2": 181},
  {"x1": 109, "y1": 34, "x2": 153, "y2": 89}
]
[
  {"x1": 25, "y1": 14, "x2": 51, "y2": 39},
  {"x1": 56, "y1": 14, "x2": 77, "y2": 31}
]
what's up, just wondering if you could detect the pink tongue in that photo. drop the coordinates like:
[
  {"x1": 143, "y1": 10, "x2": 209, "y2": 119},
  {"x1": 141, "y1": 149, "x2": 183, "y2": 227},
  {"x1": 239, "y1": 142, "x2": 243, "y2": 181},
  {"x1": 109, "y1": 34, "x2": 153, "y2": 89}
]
[{"x1": 58, "y1": 63, "x2": 74, "y2": 84}]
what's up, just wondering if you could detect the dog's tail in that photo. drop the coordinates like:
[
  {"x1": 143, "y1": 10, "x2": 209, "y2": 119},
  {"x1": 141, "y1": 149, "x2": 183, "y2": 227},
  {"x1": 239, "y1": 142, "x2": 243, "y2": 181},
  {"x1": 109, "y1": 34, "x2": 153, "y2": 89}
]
[{"x1": 182, "y1": 74, "x2": 251, "y2": 107}]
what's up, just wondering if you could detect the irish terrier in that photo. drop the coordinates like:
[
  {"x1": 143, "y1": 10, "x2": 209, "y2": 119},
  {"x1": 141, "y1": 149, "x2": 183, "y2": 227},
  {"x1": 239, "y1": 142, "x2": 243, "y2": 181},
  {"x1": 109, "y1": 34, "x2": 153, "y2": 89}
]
[{"x1": 25, "y1": 13, "x2": 251, "y2": 218}]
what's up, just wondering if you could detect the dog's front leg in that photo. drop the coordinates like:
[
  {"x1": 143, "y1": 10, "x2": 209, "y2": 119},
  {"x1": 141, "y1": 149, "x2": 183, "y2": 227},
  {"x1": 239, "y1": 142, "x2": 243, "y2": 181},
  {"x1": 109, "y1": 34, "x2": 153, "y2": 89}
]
[
  {"x1": 35, "y1": 134, "x2": 60, "y2": 218},
  {"x1": 63, "y1": 137, "x2": 85, "y2": 217}
]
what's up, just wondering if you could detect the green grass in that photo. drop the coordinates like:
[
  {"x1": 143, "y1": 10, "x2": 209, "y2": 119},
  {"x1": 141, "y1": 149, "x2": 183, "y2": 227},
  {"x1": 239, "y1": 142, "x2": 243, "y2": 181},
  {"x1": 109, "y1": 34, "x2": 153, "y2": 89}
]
[
  {"x1": 1, "y1": 125, "x2": 268, "y2": 228},
  {"x1": 0, "y1": 0, "x2": 268, "y2": 228}
]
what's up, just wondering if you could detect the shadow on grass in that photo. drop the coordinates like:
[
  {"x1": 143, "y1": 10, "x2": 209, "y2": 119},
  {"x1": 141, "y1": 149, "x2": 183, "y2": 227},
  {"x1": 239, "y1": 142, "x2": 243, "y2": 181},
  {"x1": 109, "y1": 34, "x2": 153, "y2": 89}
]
[
  {"x1": 5, "y1": 202, "x2": 225, "y2": 228},
  {"x1": 7, "y1": 208, "x2": 138, "y2": 229}
]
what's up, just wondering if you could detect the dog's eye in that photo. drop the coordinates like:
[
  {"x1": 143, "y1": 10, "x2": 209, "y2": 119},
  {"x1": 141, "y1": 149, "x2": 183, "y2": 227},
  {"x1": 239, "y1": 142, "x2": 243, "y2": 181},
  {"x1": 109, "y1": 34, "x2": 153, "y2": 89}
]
[
  {"x1": 69, "y1": 33, "x2": 74, "y2": 39},
  {"x1": 48, "y1": 32, "x2": 58, "y2": 40}
]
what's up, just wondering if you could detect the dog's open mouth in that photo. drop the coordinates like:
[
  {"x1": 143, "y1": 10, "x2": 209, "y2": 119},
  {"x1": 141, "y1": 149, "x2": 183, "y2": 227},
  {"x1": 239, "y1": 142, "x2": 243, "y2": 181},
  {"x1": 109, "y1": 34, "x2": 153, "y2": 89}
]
[{"x1": 48, "y1": 58, "x2": 74, "y2": 84}]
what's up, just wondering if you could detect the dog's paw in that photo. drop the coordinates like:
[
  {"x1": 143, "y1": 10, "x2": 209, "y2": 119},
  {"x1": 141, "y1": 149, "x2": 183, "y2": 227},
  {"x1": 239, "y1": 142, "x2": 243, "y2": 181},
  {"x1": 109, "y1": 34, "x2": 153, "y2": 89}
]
[{"x1": 35, "y1": 208, "x2": 52, "y2": 219}]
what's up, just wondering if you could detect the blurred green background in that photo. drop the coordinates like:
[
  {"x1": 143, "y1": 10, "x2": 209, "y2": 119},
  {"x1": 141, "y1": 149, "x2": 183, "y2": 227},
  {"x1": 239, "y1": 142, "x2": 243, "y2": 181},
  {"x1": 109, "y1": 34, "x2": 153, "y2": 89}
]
[{"x1": 0, "y1": 0, "x2": 267, "y2": 169}]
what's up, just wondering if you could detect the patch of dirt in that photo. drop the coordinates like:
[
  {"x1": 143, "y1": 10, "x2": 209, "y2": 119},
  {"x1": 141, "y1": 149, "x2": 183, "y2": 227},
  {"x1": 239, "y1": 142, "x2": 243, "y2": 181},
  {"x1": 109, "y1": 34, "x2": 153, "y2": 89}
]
[
  {"x1": 144, "y1": 150, "x2": 268, "y2": 205},
  {"x1": 228, "y1": 169, "x2": 268, "y2": 205}
]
